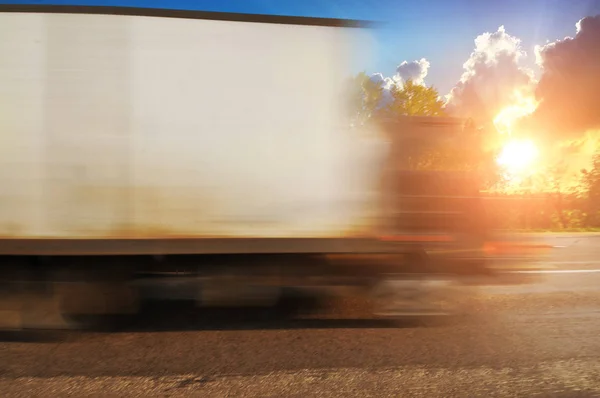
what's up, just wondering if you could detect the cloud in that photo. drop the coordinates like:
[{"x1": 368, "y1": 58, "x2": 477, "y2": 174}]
[
  {"x1": 367, "y1": 59, "x2": 431, "y2": 110},
  {"x1": 368, "y1": 72, "x2": 396, "y2": 109},
  {"x1": 530, "y1": 15, "x2": 600, "y2": 139},
  {"x1": 445, "y1": 26, "x2": 535, "y2": 124},
  {"x1": 395, "y1": 58, "x2": 430, "y2": 85},
  {"x1": 368, "y1": 73, "x2": 386, "y2": 87}
]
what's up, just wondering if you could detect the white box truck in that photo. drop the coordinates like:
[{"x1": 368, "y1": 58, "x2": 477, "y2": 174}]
[{"x1": 0, "y1": 5, "x2": 537, "y2": 329}]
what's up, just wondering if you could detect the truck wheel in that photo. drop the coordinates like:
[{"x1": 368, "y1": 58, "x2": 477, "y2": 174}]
[
  {"x1": 60, "y1": 313, "x2": 119, "y2": 331},
  {"x1": 56, "y1": 282, "x2": 139, "y2": 331}
]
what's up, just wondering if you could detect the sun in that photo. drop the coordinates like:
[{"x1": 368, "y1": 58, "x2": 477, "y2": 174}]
[
  {"x1": 492, "y1": 89, "x2": 541, "y2": 179},
  {"x1": 497, "y1": 139, "x2": 539, "y2": 175}
]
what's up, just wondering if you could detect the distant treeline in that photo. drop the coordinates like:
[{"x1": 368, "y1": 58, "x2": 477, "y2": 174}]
[
  {"x1": 484, "y1": 151, "x2": 600, "y2": 231},
  {"x1": 482, "y1": 193, "x2": 597, "y2": 231}
]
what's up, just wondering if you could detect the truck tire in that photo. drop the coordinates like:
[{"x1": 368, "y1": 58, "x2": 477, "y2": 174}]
[{"x1": 56, "y1": 281, "x2": 139, "y2": 331}]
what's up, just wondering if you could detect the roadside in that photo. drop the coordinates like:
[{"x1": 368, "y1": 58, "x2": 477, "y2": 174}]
[
  {"x1": 503, "y1": 232, "x2": 600, "y2": 271},
  {"x1": 499, "y1": 231, "x2": 600, "y2": 238},
  {"x1": 2, "y1": 359, "x2": 599, "y2": 398}
]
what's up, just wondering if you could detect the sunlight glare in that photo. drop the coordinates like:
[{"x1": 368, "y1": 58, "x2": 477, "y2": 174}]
[
  {"x1": 497, "y1": 139, "x2": 539, "y2": 174},
  {"x1": 493, "y1": 91, "x2": 538, "y2": 135}
]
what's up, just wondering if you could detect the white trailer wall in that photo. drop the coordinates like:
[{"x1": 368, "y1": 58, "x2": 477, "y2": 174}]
[{"x1": 0, "y1": 10, "x2": 385, "y2": 238}]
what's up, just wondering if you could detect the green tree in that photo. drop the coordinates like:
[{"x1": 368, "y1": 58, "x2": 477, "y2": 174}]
[
  {"x1": 346, "y1": 74, "x2": 497, "y2": 180},
  {"x1": 346, "y1": 75, "x2": 447, "y2": 125},
  {"x1": 381, "y1": 79, "x2": 462, "y2": 171},
  {"x1": 388, "y1": 79, "x2": 446, "y2": 117},
  {"x1": 580, "y1": 150, "x2": 600, "y2": 226}
]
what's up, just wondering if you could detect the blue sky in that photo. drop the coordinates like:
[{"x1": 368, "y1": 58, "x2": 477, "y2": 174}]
[{"x1": 3, "y1": 0, "x2": 600, "y2": 94}]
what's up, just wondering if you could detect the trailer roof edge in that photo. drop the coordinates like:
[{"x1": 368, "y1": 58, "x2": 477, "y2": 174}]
[{"x1": 0, "y1": 4, "x2": 379, "y2": 28}]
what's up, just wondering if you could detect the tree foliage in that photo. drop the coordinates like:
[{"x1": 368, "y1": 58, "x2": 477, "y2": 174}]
[
  {"x1": 580, "y1": 150, "x2": 600, "y2": 226},
  {"x1": 388, "y1": 80, "x2": 446, "y2": 117},
  {"x1": 346, "y1": 72, "x2": 383, "y2": 128},
  {"x1": 346, "y1": 73, "x2": 492, "y2": 175},
  {"x1": 346, "y1": 74, "x2": 447, "y2": 127}
]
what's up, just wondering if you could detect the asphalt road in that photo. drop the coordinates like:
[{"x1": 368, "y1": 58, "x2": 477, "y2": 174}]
[{"x1": 2, "y1": 234, "x2": 600, "y2": 397}]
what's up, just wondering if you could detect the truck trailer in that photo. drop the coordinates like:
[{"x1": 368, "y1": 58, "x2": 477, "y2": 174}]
[{"x1": 0, "y1": 5, "x2": 540, "y2": 330}]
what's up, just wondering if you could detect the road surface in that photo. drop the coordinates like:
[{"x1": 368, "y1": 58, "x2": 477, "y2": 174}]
[{"x1": 1, "y1": 234, "x2": 600, "y2": 397}]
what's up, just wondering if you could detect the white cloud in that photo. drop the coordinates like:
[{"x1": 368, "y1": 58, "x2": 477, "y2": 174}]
[
  {"x1": 367, "y1": 58, "x2": 431, "y2": 109},
  {"x1": 395, "y1": 58, "x2": 430, "y2": 85},
  {"x1": 444, "y1": 26, "x2": 535, "y2": 123}
]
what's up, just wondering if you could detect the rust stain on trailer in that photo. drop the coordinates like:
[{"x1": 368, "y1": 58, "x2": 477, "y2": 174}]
[
  {"x1": 0, "y1": 183, "x2": 383, "y2": 239},
  {"x1": 0, "y1": 223, "x2": 24, "y2": 236},
  {"x1": 67, "y1": 185, "x2": 223, "y2": 238},
  {"x1": 67, "y1": 185, "x2": 381, "y2": 239}
]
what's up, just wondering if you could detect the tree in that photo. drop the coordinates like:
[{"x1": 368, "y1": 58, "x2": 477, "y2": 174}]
[
  {"x1": 580, "y1": 150, "x2": 600, "y2": 226},
  {"x1": 388, "y1": 80, "x2": 446, "y2": 117},
  {"x1": 386, "y1": 82, "x2": 486, "y2": 173},
  {"x1": 346, "y1": 75, "x2": 447, "y2": 127},
  {"x1": 345, "y1": 72, "x2": 383, "y2": 128},
  {"x1": 345, "y1": 74, "x2": 496, "y2": 177}
]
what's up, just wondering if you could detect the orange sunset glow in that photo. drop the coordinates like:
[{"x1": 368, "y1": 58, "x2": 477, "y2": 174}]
[{"x1": 493, "y1": 91, "x2": 540, "y2": 180}]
